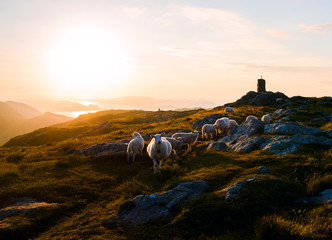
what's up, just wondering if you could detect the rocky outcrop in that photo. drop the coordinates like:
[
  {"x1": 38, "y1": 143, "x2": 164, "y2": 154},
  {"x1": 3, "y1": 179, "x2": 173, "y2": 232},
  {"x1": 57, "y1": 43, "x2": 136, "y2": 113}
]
[
  {"x1": 260, "y1": 135, "x2": 332, "y2": 156},
  {"x1": 234, "y1": 91, "x2": 287, "y2": 106},
  {"x1": 108, "y1": 181, "x2": 209, "y2": 227},
  {"x1": 296, "y1": 189, "x2": 332, "y2": 204},
  {"x1": 0, "y1": 197, "x2": 57, "y2": 228},
  {"x1": 206, "y1": 141, "x2": 229, "y2": 151},
  {"x1": 223, "y1": 176, "x2": 257, "y2": 201},
  {"x1": 192, "y1": 114, "x2": 226, "y2": 129},
  {"x1": 74, "y1": 140, "x2": 129, "y2": 157},
  {"x1": 223, "y1": 166, "x2": 271, "y2": 201},
  {"x1": 219, "y1": 118, "x2": 264, "y2": 152},
  {"x1": 264, "y1": 122, "x2": 331, "y2": 136},
  {"x1": 272, "y1": 109, "x2": 297, "y2": 118}
]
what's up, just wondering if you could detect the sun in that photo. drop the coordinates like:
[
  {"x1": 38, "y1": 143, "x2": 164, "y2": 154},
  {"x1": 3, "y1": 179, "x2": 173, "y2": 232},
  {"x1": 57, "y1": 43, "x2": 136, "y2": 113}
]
[{"x1": 47, "y1": 27, "x2": 129, "y2": 98}]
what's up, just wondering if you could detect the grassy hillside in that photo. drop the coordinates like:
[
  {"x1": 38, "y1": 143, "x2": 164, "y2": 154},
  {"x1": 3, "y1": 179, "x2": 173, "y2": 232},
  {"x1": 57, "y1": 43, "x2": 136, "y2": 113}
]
[{"x1": 0, "y1": 101, "x2": 331, "y2": 239}]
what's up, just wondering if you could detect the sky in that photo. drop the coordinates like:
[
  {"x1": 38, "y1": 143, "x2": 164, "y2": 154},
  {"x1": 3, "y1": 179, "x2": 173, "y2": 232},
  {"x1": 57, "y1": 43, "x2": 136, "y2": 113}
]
[{"x1": 0, "y1": 0, "x2": 332, "y2": 112}]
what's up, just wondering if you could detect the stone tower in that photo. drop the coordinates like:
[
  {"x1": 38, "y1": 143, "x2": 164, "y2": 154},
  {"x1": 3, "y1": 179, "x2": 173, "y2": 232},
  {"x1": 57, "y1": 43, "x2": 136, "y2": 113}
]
[{"x1": 257, "y1": 77, "x2": 266, "y2": 93}]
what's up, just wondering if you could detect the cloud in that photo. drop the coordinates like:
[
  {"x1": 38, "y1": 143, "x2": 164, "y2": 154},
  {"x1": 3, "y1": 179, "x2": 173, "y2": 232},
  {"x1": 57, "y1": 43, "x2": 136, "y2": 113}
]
[
  {"x1": 299, "y1": 23, "x2": 332, "y2": 33},
  {"x1": 122, "y1": 6, "x2": 146, "y2": 17},
  {"x1": 226, "y1": 62, "x2": 332, "y2": 72},
  {"x1": 158, "y1": 6, "x2": 286, "y2": 56},
  {"x1": 266, "y1": 29, "x2": 293, "y2": 39},
  {"x1": 169, "y1": 6, "x2": 255, "y2": 35}
]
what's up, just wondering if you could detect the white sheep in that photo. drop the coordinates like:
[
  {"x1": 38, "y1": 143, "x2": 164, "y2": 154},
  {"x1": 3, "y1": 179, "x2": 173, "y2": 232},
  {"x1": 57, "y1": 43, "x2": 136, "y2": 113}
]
[
  {"x1": 147, "y1": 133, "x2": 172, "y2": 174},
  {"x1": 165, "y1": 137, "x2": 184, "y2": 156},
  {"x1": 127, "y1": 132, "x2": 144, "y2": 163},
  {"x1": 229, "y1": 119, "x2": 239, "y2": 128},
  {"x1": 202, "y1": 124, "x2": 217, "y2": 140},
  {"x1": 214, "y1": 117, "x2": 230, "y2": 136},
  {"x1": 261, "y1": 114, "x2": 271, "y2": 124},
  {"x1": 225, "y1": 107, "x2": 235, "y2": 115},
  {"x1": 172, "y1": 131, "x2": 199, "y2": 152},
  {"x1": 246, "y1": 115, "x2": 258, "y2": 121},
  {"x1": 227, "y1": 119, "x2": 239, "y2": 134}
]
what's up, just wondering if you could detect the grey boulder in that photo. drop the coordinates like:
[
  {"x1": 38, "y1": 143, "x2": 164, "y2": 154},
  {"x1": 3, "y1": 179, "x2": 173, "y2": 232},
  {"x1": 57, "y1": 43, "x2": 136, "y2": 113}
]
[{"x1": 108, "y1": 181, "x2": 209, "y2": 227}]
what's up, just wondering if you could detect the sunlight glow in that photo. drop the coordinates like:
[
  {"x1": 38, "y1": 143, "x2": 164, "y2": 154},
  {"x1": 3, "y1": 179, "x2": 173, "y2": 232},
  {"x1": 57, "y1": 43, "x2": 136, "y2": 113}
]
[{"x1": 47, "y1": 27, "x2": 129, "y2": 98}]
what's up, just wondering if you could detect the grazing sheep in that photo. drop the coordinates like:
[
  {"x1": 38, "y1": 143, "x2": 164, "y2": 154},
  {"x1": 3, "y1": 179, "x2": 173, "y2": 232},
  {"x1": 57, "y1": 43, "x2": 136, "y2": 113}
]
[
  {"x1": 202, "y1": 124, "x2": 217, "y2": 140},
  {"x1": 172, "y1": 131, "x2": 199, "y2": 152},
  {"x1": 261, "y1": 114, "x2": 271, "y2": 124},
  {"x1": 165, "y1": 137, "x2": 184, "y2": 156},
  {"x1": 225, "y1": 107, "x2": 235, "y2": 115},
  {"x1": 214, "y1": 117, "x2": 230, "y2": 136},
  {"x1": 246, "y1": 115, "x2": 258, "y2": 121},
  {"x1": 227, "y1": 119, "x2": 239, "y2": 134},
  {"x1": 147, "y1": 133, "x2": 172, "y2": 174},
  {"x1": 229, "y1": 119, "x2": 239, "y2": 128},
  {"x1": 127, "y1": 132, "x2": 144, "y2": 163}
]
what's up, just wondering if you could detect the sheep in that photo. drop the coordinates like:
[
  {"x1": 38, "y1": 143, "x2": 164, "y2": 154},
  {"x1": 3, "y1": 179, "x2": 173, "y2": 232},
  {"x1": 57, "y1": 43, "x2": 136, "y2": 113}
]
[
  {"x1": 147, "y1": 133, "x2": 172, "y2": 174},
  {"x1": 246, "y1": 115, "x2": 258, "y2": 121},
  {"x1": 214, "y1": 117, "x2": 230, "y2": 137},
  {"x1": 172, "y1": 130, "x2": 199, "y2": 152},
  {"x1": 227, "y1": 119, "x2": 239, "y2": 134},
  {"x1": 202, "y1": 124, "x2": 217, "y2": 140},
  {"x1": 225, "y1": 107, "x2": 235, "y2": 115},
  {"x1": 261, "y1": 114, "x2": 271, "y2": 124},
  {"x1": 127, "y1": 132, "x2": 144, "y2": 163},
  {"x1": 164, "y1": 137, "x2": 184, "y2": 156}
]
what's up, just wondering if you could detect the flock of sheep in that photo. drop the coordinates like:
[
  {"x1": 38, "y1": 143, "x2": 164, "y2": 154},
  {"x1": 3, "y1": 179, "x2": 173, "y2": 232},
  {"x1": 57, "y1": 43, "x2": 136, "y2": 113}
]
[{"x1": 127, "y1": 107, "x2": 271, "y2": 174}]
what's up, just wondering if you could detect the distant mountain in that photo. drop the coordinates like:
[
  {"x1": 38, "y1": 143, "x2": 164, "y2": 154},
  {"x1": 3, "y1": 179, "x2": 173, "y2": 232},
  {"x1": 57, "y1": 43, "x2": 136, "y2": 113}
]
[
  {"x1": 20, "y1": 112, "x2": 73, "y2": 133},
  {"x1": 0, "y1": 101, "x2": 73, "y2": 145},
  {"x1": 5, "y1": 101, "x2": 41, "y2": 118}
]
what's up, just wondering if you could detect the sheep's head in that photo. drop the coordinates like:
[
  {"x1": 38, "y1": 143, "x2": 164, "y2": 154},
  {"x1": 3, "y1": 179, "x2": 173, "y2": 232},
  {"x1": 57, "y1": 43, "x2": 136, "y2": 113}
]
[
  {"x1": 153, "y1": 133, "x2": 165, "y2": 145},
  {"x1": 132, "y1": 132, "x2": 140, "y2": 138},
  {"x1": 176, "y1": 137, "x2": 184, "y2": 147},
  {"x1": 193, "y1": 130, "x2": 199, "y2": 137}
]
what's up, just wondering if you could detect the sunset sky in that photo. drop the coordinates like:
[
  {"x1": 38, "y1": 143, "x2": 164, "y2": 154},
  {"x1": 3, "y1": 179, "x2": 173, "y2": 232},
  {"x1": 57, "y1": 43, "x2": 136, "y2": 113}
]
[{"x1": 1, "y1": 0, "x2": 331, "y2": 112}]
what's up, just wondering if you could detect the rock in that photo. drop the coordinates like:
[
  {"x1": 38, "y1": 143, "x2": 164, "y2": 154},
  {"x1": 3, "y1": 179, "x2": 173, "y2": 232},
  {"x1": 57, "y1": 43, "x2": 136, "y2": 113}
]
[
  {"x1": 235, "y1": 91, "x2": 287, "y2": 106},
  {"x1": 229, "y1": 136, "x2": 266, "y2": 152},
  {"x1": 260, "y1": 136, "x2": 299, "y2": 156},
  {"x1": 272, "y1": 109, "x2": 296, "y2": 118},
  {"x1": 296, "y1": 189, "x2": 332, "y2": 204},
  {"x1": 221, "y1": 118, "x2": 264, "y2": 145},
  {"x1": 0, "y1": 197, "x2": 57, "y2": 220},
  {"x1": 257, "y1": 166, "x2": 271, "y2": 174},
  {"x1": 108, "y1": 181, "x2": 209, "y2": 227},
  {"x1": 192, "y1": 114, "x2": 226, "y2": 128},
  {"x1": 75, "y1": 140, "x2": 128, "y2": 157},
  {"x1": 207, "y1": 141, "x2": 228, "y2": 151},
  {"x1": 275, "y1": 98, "x2": 284, "y2": 104},
  {"x1": 260, "y1": 135, "x2": 332, "y2": 156},
  {"x1": 264, "y1": 122, "x2": 330, "y2": 136},
  {"x1": 223, "y1": 176, "x2": 257, "y2": 201},
  {"x1": 290, "y1": 135, "x2": 332, "y2": 145}
]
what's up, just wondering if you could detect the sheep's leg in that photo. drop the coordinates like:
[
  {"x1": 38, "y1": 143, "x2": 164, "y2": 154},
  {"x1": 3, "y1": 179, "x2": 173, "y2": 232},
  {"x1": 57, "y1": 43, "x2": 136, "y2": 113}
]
[
  {"x1": 132, "y1": 152, "x2": 137, "y2": 163},
  {"x1": 159, "y1": 159, "x2": 164, "y2": 169},
  {"x1": 153, "y1": 159, "x2": 158, "y2": 174},
  {"x1": 188, "y1": 144, "x2": 191, "y2": 152},
  {"x1": 127, "y1": 152, "x2": 130, "y2": 163}
]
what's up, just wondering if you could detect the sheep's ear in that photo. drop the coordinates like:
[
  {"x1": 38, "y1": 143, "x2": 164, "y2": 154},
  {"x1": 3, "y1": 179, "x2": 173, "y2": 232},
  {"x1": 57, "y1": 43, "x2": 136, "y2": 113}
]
[
  {"x1": 161, "y1": 132, "x2": 165, "y2": 136},
  {"x1": 150, "y1": 134, "x2": 154, "y2": 139}
]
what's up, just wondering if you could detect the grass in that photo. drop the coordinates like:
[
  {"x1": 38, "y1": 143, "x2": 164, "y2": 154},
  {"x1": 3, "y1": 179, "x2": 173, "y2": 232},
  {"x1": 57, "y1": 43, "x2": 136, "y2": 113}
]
[{"x1": 0, "y1": 102, "x2": 331, "y2": 239}]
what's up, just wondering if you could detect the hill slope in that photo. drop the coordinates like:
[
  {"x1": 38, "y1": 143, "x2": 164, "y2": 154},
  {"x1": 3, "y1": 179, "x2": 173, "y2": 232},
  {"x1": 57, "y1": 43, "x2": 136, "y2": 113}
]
[{"x1": 0, "y1": 96, "x2": 331, "y2": 239}]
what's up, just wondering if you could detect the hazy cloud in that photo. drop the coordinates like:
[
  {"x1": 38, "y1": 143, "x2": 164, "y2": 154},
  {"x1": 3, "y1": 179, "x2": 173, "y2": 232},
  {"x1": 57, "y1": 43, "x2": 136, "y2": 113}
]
[
  {"x1": 226, "y1": 62, "x2": 332, "y2": 72},
  {"x1": 266, "y1": 29, "x2": 293, "y2": 39},
  {"x1": 299, "y1": 23, "x2": 332, "y2": 33},
  {"x1": 122, "y1": 6, "x2": 146, "y2": 17}
]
